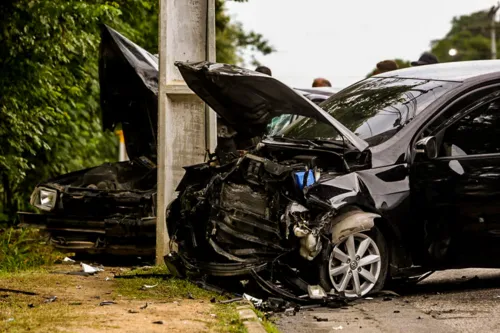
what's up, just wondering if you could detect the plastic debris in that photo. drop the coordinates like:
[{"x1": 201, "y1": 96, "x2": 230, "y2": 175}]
[
  {"x1": 243, "y1": 293, "x2": 263, "y2": 307},
  {"x1": 81, "y1": 263, "x2": 104, "y2": 274},
  {"x1": 313, "y1": 316, "x2": 328, "y2": 322},
  {"x1": 332, "y1": 325, "x2": 343, "y2": 330},
  {"x1": 153, "y1": 320, "x2": 164, "y2": 325},
  {"x1": 5, "y1": 318, "x2": 14, "y2": 323},
  {"x1": 128, "y1": 310, "x2": 139, "y2": 314},
  {"x1": 140, "y1": 303, "x2": 148, "y2": 310},
  {"x1": 365, "y1": 297, "x2": 374, "y2": 300},
  {"x1": 28, "y1": 303, "x2": 35, "y2": 308},
  {"x1": 99, "y1": 301, "x2": 117, "y2": 306},
  {"x1": 219, "y1": 297, "x2": 243, "y2": 304},
  {"x1": 307, "y1": 285, "x2": 327, "y2": 300},
  {"x1": 44, "y1": 296, "x2": 57, "y2": 303},
  {"x1": 63, "y1": 257, "x2": 76, "y2": 263},
  {"x1": 140, "y1": 283, "x2": 158, "y2": 290}
]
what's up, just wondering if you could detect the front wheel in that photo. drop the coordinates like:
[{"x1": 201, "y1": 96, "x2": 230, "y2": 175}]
[{"x1": 319, "y1": 228, "x2": 389, "y2": 298}]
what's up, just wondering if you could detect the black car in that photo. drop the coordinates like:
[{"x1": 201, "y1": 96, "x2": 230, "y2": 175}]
[
  {"x1": 166, "y1": 59, "x2": 500, "y2": 298},
  {"x1": 18, "y1": 26, "x2": 334, "y2": 256}
]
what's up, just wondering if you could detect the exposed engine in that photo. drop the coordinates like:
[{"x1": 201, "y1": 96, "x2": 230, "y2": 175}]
[{"x1": 168, "y1": 143, "x2": 347, "y2": 277}]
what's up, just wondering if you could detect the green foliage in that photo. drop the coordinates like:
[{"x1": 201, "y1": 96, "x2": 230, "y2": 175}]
[
  {"x1": 216, "y1": 0, "x2": 274, "y2": 65},
  {"x1": 431, "y1": 9, "x2": 495, "y2": 62},
  {"x1": 0, "y1": 227, "x2": 64, "y2": 272},
  {"x1": 0, "y1": 0, "x2": 274, "y2": 225}
]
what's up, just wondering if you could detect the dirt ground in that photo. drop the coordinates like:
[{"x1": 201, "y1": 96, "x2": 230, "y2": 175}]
[{"x1": 0, "y1": 264, "x2": 240, "y2": 333}]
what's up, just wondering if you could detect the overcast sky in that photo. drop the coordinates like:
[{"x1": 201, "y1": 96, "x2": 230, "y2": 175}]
[{"x1": 226, "y1": 0, "x2": 496, "y2": 90}]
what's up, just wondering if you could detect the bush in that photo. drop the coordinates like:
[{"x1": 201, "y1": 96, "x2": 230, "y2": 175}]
[{"x1": 0, "y1": 227, "x2": 64, "y2": 272}]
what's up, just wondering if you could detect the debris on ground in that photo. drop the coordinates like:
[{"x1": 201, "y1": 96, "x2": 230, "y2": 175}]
[
  {"x1": 140, "y1": 303, "x2": 148, "y2": 310},
  {"x1": 219, "y1": 297, "x2": 243, "y2": 304},
  {"x1": 243, "y1": 294, "x2": 263, "y2": 307},
  {"x1": 128, "y1": 310, "x2": 139, "y2": 314},
  {"x1": 0, "y1": 288, "x2": 37, "y2": 296},
  {"x1": 44, "y1": 296, "x2": 57, "y2": 303},
  {"x1": 81, "y1": 263, "x2": 104, "y2": 274},
  {"x1": 332, "y1": 325, "x2": 343, "y2": 330},
  {"x1": 140, "y1": 283, "x2": 158, "y2": 290},
  {"x1": 187, "y1": 292, "x2": 195, "y2": 299},
  {"x1": 28, "y1": 303, "x2": 35, "y2": 308},
  {"x1": 62, "y1": 257, "x2": 76, "y2": 263},
  {"x1": 99, "y1": 301, "x2": 117, "y2": 306},
  {"x1": 308, "y1": 285, "x2": 327, "y2": 300},
  {"x1": 313, "y1": 316, "x2": 328, "y2": 322},
  {"x1": 152, "y1": 320, "x2": 164, "y2": 325}
]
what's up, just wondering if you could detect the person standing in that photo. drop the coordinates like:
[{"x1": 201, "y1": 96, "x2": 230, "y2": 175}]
[
  {"x1": 376, "y1": 60, "x2": 398, "y2": 73},
  {"x1": 312, "y1": 78, "x2": 332, "y2": 88},
  {"x1": 255, "y1": 66, "x2": 272, "y2": 76},
  {"x1": 411, "y1": 52, "x2": 439, "y2": 66}
]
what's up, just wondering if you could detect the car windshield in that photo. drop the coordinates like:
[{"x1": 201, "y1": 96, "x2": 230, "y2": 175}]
[{"x1": 275, "y1": 77, "x2": 459, "y2": 146}]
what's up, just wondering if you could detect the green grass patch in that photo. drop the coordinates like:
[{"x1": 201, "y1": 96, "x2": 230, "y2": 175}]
[
  {"x1": 255, "y1": 309, "x2": 281, "y2": 333},
  {"x1": 0, "y1": 227, "x2": 64, "y2": 272},
  {"x1": 115, "y1": 267, "x2": 218, "y2": 300},
  {"x1": 211, "y1": 304, "x2": 247, "y2": 333}
]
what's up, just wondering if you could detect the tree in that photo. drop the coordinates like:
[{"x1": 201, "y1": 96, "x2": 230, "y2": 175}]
[
  {"x1": 0, "y1": 0, "x2": 273, "y2": 224},
  {"x1": 430, "y1": 9, "x2": 494, "y2": 62}
]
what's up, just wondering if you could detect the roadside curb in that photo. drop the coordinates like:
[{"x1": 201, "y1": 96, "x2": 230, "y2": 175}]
[{"x1": 236, "y1": 301, "x2": 267, "y2": 333}]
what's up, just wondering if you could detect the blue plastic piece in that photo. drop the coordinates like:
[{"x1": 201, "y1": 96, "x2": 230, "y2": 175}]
[{"x1": 294, "y1": 171, "x2": 315, "y2": 191}]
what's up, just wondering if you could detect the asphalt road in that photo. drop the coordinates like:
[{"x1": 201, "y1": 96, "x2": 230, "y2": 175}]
[{"x1": 277, "y1": 268, "x2": 500, "y2": 333}]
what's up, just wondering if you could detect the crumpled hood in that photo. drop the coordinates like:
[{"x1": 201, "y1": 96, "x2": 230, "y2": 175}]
[
  {"x1": 176, "y1": 61, "x2": 368, "y2": 152},
  {"x1": 99, "y1": 25, "x2": 159, "y2": 160}
]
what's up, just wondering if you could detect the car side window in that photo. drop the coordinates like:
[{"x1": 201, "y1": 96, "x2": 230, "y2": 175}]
[{"x1": 439, "y1": 98, "x2": 500, "y2": 157}]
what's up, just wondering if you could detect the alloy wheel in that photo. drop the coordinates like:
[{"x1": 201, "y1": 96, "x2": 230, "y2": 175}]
[{"x1": 328, "y1": 233, "x2": 381, "y2": 297}]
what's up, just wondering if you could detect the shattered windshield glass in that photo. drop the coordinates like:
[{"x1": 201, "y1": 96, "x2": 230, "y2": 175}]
[{"x1": 277, "y1": 78, "x2": 459, "y2": 146}]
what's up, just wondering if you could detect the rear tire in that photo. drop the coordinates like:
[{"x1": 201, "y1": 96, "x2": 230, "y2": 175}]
[{"x1": 319, "y1": 226, "x2": 389, "y2": 298}]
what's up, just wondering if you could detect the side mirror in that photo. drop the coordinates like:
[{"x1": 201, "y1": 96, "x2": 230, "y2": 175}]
[{"x1": 415, "y1": 136, "x2": 438, "y2": 159}]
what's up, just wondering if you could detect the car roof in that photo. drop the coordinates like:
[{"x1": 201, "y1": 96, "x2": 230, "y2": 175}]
[{"x1": 375, "y1": 60, "x2": 500, "y2": 82}]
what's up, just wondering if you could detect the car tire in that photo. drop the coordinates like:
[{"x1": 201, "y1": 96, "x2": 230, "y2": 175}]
[{"x1": 318, "y1": 226, "x2": 389, "y2": 298}]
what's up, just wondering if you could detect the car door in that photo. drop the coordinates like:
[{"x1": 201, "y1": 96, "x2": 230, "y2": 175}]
[{"x1": 411, "y1": 89, "x2": 500, "y2": 266}]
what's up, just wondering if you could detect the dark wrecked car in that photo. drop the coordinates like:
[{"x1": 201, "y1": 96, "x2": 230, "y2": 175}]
[
  {"x1": 166, "y1": 59, "x2": 500, "y2": 298},
  {"x1": 18, "y1": 25, "x2": 333, "y2": 256}
]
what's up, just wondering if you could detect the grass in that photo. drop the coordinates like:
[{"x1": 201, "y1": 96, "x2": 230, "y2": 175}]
[
  {"x1": 115, "y1": 267, "x2": 250, "y2": 332},
  {"x1": 211, "y1": 304, "x2": 247, "y2": 333},
  {"x1": 115, "y1": 266, "x2": 220, "y2": 300},
  {"x1": 0, "y1": 227, "x2": 64, "y2": 272},
  {"x1": 0, "y1": 269, "x2": 90, "y2": 333},
  {"x1": 255, "y1": 309, "x2": 281, "y2": 333}
]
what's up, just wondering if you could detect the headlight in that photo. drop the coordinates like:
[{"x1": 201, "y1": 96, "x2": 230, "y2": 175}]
[{"x1": 32, "y1": 187, "x2": 58, "y2": 211}]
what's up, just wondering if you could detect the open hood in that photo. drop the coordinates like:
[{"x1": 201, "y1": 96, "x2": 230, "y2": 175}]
[
  {"x1": 99, "y1": 25, "x2": 159, "y2": 160},
  {"x1": 176, "y1": 61, "x2": 368, "y2": 152}
]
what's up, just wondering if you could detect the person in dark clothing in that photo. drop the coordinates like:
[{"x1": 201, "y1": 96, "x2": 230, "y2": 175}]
[
  {"x1": 376, "y1": 60, "x2": 398, "y2": 73},
  {"x1": 255, "y1": 66, "x2": 272, "y2": 76},
  {"x1": 411, "y1": 52, "x2": 439, "y2": 66},
  {"x1": 312, "y1": 78, "x2": 332, "y2": 87}
]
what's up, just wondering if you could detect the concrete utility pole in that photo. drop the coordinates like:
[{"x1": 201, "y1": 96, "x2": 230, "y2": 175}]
[
  {"x1": 156, "y1": 0, "x2": 217, "y2": 265},
  {"x1": 489, "y1": 3, "x2": 500, "y2": 59}
]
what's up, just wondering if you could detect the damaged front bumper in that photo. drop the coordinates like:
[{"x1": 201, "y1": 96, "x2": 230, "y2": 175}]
[{"x1": 19, "y1": 212, "x2": 156, "y2": 255}]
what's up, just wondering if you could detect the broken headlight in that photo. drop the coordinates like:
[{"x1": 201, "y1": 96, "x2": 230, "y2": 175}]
[{"x1": 32, "y1": 187, "x2": 58, "y2": 211}]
